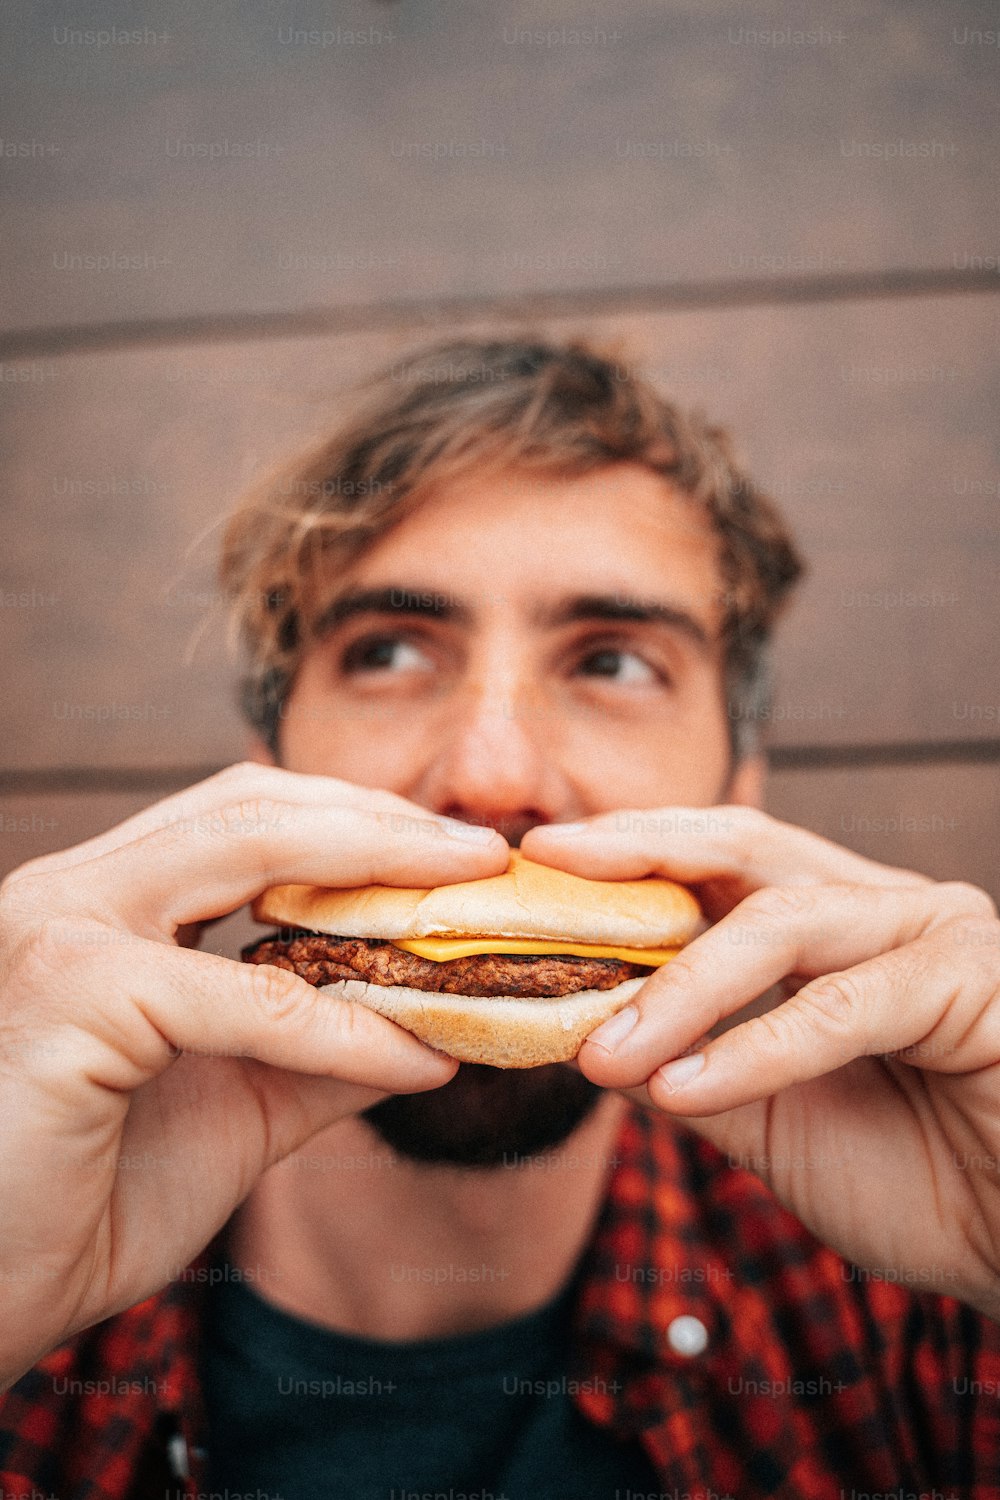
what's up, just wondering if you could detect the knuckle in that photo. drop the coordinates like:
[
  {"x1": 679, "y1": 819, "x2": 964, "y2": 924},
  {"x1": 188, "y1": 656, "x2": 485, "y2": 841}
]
[
  {"x1": 0, "y1": 918, "x2": 65, "y2": 1062},
  {"x1": 795, "y1": 972, "x2": 863, "y2": 1032},
  {"x1": 742, "y1": 884, "x2": 815, "y2": 924},
  {"x1": 738, "y1": 1005, "x2": 796, "y2": 1059},
  {"x1": 0, "y1": 861, "x2": 58, "y2": 915},
  {"x1": 211, "y1": 761, "x2": 267, "y2": 795},
  {"x1": 4, "y1": 920, "x2": 77, "y2": 1007},
  {"x1": 716, "y1": 804, "x2": 785, "y2": 864},
  {"x1": 934, "y1": 912, "x2": 1000, "y2": 961},
  {"x1": 719, "y1": 805, "x2": 774, "y2": 859},
  {"x1": 244, "y1": 961, "x2": 314, "y2": 1031},
  {"x1": 937, "y1": 882, "x2": 998, "y2": 922},
  {"x1": 1, "y1": 863, "x2": 37, "y2": 898},
  {"x1": 0, "y1": 868, "x2": 29, "y2": 924},
  {"x1": 655, "y1": 948, "x2": 703, "y2": 991},
  {"x1": 216, "y1": 796, "x2": 287, "y2": 841}
]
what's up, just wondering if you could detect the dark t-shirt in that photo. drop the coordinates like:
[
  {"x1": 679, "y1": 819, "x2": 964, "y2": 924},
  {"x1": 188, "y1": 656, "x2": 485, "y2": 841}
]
[{"x1": 201, "y1": 1266, "x2": 661, "y2": 1499}]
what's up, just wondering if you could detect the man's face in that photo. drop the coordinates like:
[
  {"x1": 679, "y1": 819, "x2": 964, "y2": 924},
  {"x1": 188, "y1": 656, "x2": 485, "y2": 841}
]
[{"x1": 273, "y1": 462, "x2": 744, "y2": 1165}]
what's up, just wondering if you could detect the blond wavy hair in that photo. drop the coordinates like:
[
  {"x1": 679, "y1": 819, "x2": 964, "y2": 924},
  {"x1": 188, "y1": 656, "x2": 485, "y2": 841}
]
[{"x1": 218, "y1": 336, "x2": 803, "y2": 756}]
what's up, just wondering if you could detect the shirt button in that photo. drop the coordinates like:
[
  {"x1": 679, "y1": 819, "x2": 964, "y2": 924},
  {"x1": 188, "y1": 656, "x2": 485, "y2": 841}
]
[
  {"x1": 667, "y1": 1314, "x2": 709, "y2": 1357},
  {"x1": 166, "y1": 1431, "x2": 190, "y2": 1480}
]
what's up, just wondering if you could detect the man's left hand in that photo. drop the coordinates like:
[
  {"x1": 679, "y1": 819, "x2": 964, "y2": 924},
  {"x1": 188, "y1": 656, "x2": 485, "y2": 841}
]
[{"x1": 521, "y1": 809, "x2": 1000, "y2": 1321}]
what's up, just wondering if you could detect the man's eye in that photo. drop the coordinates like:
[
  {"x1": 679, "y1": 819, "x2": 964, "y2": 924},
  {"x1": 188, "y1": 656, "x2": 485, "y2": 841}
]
[
  {"x1": 341, "y1": 635, "x2": 431, "y2": 673},
  {"x1": 576, "y1": 648, "x2": 659, "y2": 684}
]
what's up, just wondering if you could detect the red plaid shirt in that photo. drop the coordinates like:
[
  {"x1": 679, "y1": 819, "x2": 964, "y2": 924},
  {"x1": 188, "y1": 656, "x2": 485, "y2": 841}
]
[{"x1": 2, "y1": 1103, "x2": 999, "y2": 1499}]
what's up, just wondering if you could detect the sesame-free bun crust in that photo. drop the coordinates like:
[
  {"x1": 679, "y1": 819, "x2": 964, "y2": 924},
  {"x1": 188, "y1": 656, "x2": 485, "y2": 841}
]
[
  {"x1": 317, "y1": 975, "x2": 652, "y2": 1068},
  {"x1": 253, "y1": 849, "x2": 701, "y2": 949}
]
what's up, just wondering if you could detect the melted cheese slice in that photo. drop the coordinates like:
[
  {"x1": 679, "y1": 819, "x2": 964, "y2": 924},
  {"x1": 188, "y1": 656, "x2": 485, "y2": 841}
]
[{"x1": 392, "y1": 936, "x2": 681, "y2": 966}]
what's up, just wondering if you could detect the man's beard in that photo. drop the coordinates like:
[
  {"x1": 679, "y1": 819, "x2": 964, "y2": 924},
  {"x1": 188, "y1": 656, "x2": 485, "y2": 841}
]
[{"x1": 362, "y1": 1062, "x2": 604, "y2": 1168}]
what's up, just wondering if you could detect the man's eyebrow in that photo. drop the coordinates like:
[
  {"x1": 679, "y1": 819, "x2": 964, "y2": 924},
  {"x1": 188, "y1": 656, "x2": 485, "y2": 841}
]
[
  {"x1": 541, "y1": 593, "x2": 713, "y2": 651},
  {"x1": 314, "y1": 586, "x2": 472, "y2": 633},
  {"x1": 313, "y1": 586, "x2": 713, "y2": 652}
]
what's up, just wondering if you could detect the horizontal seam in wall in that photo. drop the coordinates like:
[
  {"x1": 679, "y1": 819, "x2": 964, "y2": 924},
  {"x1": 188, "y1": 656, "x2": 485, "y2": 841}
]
[
  {"x1": 1, "y1": 266, "x2": 998, "y2": 361},
  {"x1": 769, "y1": 740, "x2": 1000, "y2": 771}
]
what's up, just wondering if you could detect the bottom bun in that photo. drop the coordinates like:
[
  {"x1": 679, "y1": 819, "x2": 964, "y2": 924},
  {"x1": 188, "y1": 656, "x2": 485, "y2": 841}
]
[{"x1": 318, "y1": 976, "x2": 647, "y2": 1069}]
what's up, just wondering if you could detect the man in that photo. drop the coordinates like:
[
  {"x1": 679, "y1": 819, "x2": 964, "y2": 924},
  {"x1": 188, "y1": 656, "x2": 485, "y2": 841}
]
[{"x1": 1, "y1": 337, "x2": 999, "y2": 1498}]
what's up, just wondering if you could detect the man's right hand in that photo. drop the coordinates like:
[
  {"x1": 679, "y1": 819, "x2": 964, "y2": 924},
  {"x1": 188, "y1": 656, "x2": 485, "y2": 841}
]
[{"x1": 0, "y1": 763, "x2": 508, "y2": 1389}]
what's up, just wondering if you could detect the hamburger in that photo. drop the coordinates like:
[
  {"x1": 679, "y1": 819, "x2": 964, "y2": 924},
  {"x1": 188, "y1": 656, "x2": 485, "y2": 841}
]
[{"x1": 243, "y1": 851, "x2": 702, "y2": 1068}]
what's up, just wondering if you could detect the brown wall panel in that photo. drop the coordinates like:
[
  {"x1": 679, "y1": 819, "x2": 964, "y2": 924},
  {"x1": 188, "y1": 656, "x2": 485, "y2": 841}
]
[
  {"x1": 767, "y1": 761, "x2": 1000, "y2": 904},
  {"x1": 3, "y1": 294, "x2": 997, "y2": 771},
  {"x1": 2, "y1": 0, "x2": 997, "y2": 329}
]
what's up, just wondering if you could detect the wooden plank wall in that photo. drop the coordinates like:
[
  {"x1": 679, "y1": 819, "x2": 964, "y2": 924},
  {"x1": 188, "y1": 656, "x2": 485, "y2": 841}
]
[{"x1": 2, "y1": 0, "x2": 998, "y2": 959}]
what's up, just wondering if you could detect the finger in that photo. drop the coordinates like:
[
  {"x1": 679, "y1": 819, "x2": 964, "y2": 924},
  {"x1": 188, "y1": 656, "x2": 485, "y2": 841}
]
[
  {"x1": 578, "y1": 881, "x2": 982, "y2": 1089},
  {"x1": 522, "y1": 805, "x2": 929, "y2": 899},
  {"x1": 14, "y1": 927, "x2": 459, "y2": 1109},
  {"x1": 641, "y1": 920, "x2": 1000, "y2": 1117},
  {"x1": 20, "y1": 763, "x2": 480, "y2": 876},
  {"x1": 32, "y1": 793, "x2": 507, "y2": 935}
]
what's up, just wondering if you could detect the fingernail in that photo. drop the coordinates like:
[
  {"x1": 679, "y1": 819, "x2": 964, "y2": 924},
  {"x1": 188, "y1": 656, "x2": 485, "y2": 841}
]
[
  {"x1": 542, "y1": 821, "x2": 588, "y2": 838},
  {"x1": 655, "y1": 1052, "x2": 706, "y2": 1093},
  {"x1": 586, "y1": 1005, "x2": 639, "y2": 1053},
  {"x1": 440, "y1": 819, "x2": 499, "y2": 844}
]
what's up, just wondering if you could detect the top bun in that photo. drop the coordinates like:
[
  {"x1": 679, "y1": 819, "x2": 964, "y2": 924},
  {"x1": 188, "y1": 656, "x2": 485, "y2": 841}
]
[{"x1": 252, "y1": 849, "x2": 702, "y2": 948}]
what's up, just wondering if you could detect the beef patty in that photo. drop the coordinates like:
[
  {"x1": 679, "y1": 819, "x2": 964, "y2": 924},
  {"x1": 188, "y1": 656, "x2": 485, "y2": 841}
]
[{"x1": 242, "y1": 932, "x2": 652, "y2": 998}]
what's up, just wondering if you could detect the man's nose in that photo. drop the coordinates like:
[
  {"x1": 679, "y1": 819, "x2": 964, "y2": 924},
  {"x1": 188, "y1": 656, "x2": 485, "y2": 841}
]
[{"x1": 416, "y1": 676, "x2": 565, "y2": 845}]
